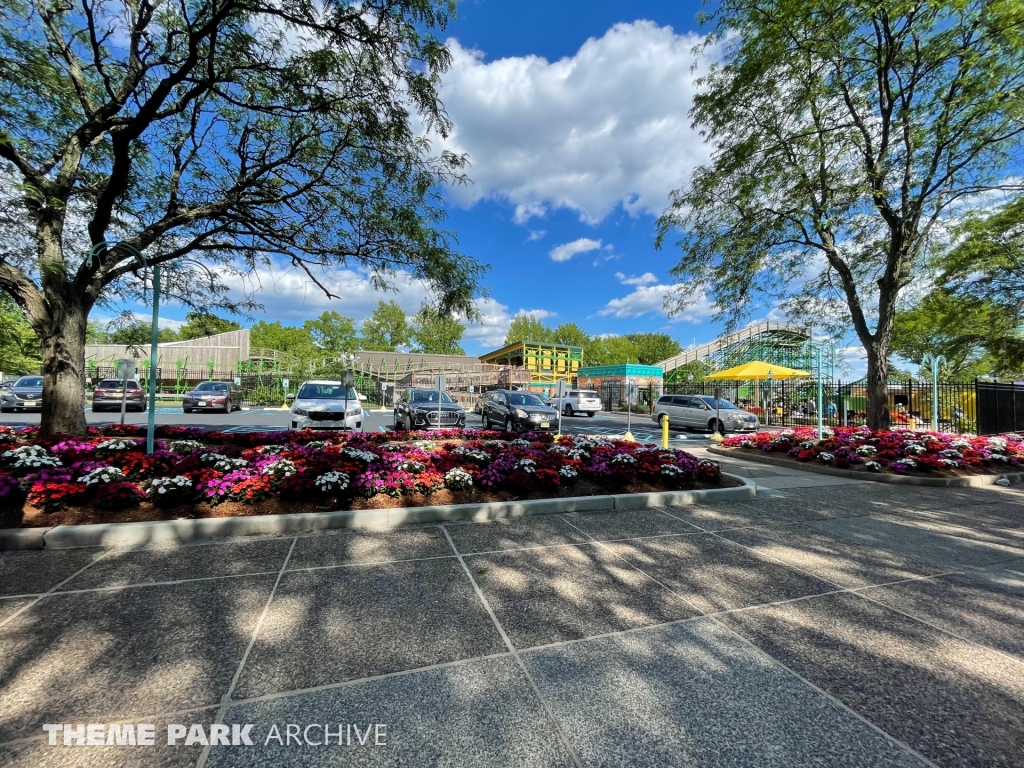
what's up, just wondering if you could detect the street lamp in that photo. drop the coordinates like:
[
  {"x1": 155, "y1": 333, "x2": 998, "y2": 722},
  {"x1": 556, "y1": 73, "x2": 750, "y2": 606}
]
[
  {"x1": 766, "y1": 368, "x2": 774, "y2": 426},
  {"x1": 921, "y1": 354, "x2": 946, "y2": 431},
  {"x1": 86, "y1": 242, "x2": 161, "y2": 453}
]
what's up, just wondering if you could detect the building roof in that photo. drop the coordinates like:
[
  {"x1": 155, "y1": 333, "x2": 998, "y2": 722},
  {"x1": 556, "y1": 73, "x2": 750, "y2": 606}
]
[
  {"x1": 577, "y1": 363, "x2": 664, "y2": 378},
  {"x1": 480, "y1": 340, "x2": 584, "y2": 361}
]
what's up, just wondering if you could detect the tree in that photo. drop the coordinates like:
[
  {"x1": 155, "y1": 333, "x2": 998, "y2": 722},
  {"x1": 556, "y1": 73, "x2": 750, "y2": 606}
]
[
  {"x1": 503, "y1": 314, "x2": 552, "y2": 346},
  {"x1": 625, "y1": 333, "x2": 681, "y2": 365},
  {"x1": 304, "y1": 311, "x2": 358, "y2": 357},
  {"x1": 656, "y1": 0, "x2": 1024, "y2": 429},
  {"x1": 583, "y1": 336, "x2": 639, "y2": 367},
  {"x1": 177, "y1": 311, "x2": 241, "y2": 341},
  {"x1": 891, "y1": 290, "x2": 1024, "y2": 379},
  {"x1": 411, "y1": 307, "x2": 465, "y2": 355},
  {"x1": 0, "y1": 292, "x2": 40, "y2": 374},
  {"x1": 360, "y1": 300, "x2": 411, "y2": 351},
  {"x1": 108, "y1": 321, "x2": 178, "y2": 346},
  {"x1": 551, "y1": 322, "x2": 590, "y2": 347},
  {"x1": 0, "y1": 0, "x2": 484, "y2": 435},
  {"x1": 938, "y1": 193, "x2": 1024, "y2": 314},
  {"x1": 250, "y1": 321, "x2": 318, "y2": 365}
]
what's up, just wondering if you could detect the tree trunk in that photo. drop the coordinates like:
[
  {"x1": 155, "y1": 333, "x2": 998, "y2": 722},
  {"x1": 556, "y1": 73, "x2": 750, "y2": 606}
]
[
  {"x1": 865, "y1": 342, "x2": 891, "y2": 431},
  {"x1": 38, "y1": 301, "x2": 89, "y2": 437}
]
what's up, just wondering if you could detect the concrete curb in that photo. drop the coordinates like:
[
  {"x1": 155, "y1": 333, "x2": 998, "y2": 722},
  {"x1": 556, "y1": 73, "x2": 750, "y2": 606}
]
[
  {"x1": 0, "y1": 527, "x2": 51, "y2": 551},
  {"x1": 18, "y1": 474, "x2": 755, "y2": 550},
  {"x1": 708, "y1": 446, "x2": 1024, "y2": 488}
]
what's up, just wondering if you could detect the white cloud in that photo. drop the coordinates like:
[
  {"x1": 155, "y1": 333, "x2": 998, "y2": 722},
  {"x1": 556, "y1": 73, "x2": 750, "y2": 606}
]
[
  {"x1": 598, "y1": 282, "x2": 715, "y2": 322},
  {"x1": 836, "y1": 345, "x2": 867, "y2": 378},
  {"x1": 550, "y1": 237, "x2": 603, "y2": 262},
  {"x1": 462, "y1": 301, "x2": 555, "y2": 350},
  {"x1": 527, "y1": 229, "x2": 547, "y2": 241},
  {"x1": 514, "y1": 308, "x2": 556, "y2": 320},
  {"x1": 615, "y1": 271, "x2": 658, "y2": 287},
  {"x1": 435, "y1": 22, "x2": 720, "y2": 222}
]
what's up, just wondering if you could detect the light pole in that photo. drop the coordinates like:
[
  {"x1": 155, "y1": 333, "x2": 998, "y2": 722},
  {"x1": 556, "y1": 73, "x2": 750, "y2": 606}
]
[
  {"x1": 921, "y1": 354, "x2": 946, "y2": 431},
  {"x1": 86, "y1": 242, "x2": 160, "y2": 453},
  {"x1": 816, "y1": 346, "x2": 824, "y2": 440},
  {"x1": 766, "y1": 369, "x2": 774, "y2": 426}
]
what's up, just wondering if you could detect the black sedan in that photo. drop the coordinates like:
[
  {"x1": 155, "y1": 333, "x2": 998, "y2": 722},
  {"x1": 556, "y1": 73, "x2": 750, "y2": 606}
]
[
  {"x1": 394, "y1": 388, "x2": 466, "y2": 430},
  {"x1": 0, "y1": 376, "x2": 43, "y2": 413},
  {"x1": 182, "y1": 381, "x2": 243, "y2": 413},
  {"x1": 482, "y1": 389, "x2": 558, "y2": 432}
]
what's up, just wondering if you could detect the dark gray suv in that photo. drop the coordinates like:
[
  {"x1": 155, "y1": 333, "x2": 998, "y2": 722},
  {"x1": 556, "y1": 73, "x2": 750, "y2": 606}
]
[
  {"x1": 0, "y1": 376, "x2": 43, "y2": 413},
  {"x1": 482, "y1": 389, "x2": 558, "y2": 433}
]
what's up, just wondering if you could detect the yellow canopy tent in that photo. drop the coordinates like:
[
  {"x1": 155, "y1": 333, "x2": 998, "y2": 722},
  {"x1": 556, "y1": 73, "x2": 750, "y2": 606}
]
[{"x1": 705, "y1": 361, "x2": 810, "y2": 380}]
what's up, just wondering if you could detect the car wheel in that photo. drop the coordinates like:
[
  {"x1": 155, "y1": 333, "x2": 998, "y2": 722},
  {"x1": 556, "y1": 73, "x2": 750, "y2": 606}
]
[
  {"x1": 505, "y1": 417, "x2": 514, "y2": 433},
  {"x1": 710, "y1": 419, "x2": 725, "y2": 434},
  {"x1": 658, "y1": 413, "x2": 668, "y2": 427},
  {"x1": 564, "y1": 404, "x2": 574, "y2": 417},
  {"x1": 586, "y1": 412, "x2": 595, "y2": 417}
]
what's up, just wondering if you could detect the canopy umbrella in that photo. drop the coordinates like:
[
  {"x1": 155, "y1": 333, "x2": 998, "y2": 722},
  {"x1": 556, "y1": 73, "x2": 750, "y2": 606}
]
[{"x1": 705, "y1": 361, "x2": 810, "y2": 380}]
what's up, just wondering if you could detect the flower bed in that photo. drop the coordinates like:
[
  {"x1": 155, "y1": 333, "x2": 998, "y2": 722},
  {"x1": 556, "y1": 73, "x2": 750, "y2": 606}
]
[
  {"x1": 0, "y1": 425, "x2": 729, "y2": 528},
  {"x1": 720, "y1": 427, "x2": 1023, "y2": 476}
]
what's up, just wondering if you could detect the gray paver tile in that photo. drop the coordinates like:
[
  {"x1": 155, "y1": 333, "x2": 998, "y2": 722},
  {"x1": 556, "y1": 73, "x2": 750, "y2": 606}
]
[
  {"x1": 859, "y1": 567, "x2": 1024, "y2": 659},
  {"x1": 563, "y1": 508, "x2": 702, "y2": 540},
  {"x1": 808, "y1": 516, "x2": 1023, "y2": 569},
  {"x1": 443, "y1": 515, "x2": 591, "y2": 554},
  {"x1": 871, "y1": 514, "x2": 1024, "y2": 551},
  {"x1": 0, "y1": 577, "x2": 274, "y2": 742},
  {"x1": 210, "y1": 657, "x2": 573, "y2": 768},
  {"x1": 63, "y1": 537, "x2": 293, "y2": 590},
  {"x1": 607, "y1": 533, "x2": 834, "y2": 613},
  {"x1": 467, "y1": 544, "x2": 697, "y2": 648},
  {"x1": 718, "y1": 524, "x2": 946, "y2": 588},
  {"x1": 897, "y1": 507, "x2": 1024, "y2": 534},
  {"x1": 721, "y1": 591, "x2": 1024, "y2": 768},
  {"x1": 657, "y1": 501, "x2": 802, "y2": 532},
  {"x1": 287, "y1": 527, "x2": 453, "y2": 569},
  {"x1": 232, "y1": 559, "x2": 505, "y2": 699},
  {"x1": 0, "y1": 597, "x2": 33, "y2": 624},
  {"x1": 523, "y1": 618, "x2": 928, "y2": 768},
  {"x1": 0, "y1": 548, "x2": 103, "y2": 596}
]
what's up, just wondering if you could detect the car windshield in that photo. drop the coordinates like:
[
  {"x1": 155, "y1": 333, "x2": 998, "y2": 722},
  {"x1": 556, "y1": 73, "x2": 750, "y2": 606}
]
[
  {"x1": 195, "y1": 382, "x2": 229, "y2": 392},
  {"x1": 697, "y1": 397, "x2": 739, "y2": 409},
  {"x1": 410, "y1": 390, "x2": 454, "y2": 404},
  {"x1": 15, "y1": 377, "x2": 42, "y2": 387},
  {"x1": 297, "y1": 384, "x2": 358, "y2": 399},
  {"x1": 578, "y1": 391, "x2": 598, "y2": 397},
  {"x1": 508, "y1": 393, "x2": 544, "y2": 406},
  {"x1": 98, "y1": 380, "x2": 139, "y2": 388}
]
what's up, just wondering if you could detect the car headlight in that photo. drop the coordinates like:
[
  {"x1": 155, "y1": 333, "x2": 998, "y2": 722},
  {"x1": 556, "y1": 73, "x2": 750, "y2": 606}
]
[
  {"x1": 514, "y1": 408, "x2": 528, "y2": 418},
  {"x1": 292, "y1": 408, "x2": 307, "y2": 417},
  {"x1": 347, "y1": 405, "x2": 361, "y2": 415}
]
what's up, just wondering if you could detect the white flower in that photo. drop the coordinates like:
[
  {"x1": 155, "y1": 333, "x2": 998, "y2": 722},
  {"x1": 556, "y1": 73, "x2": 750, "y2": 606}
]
[
  {"x1": 950, "y1": 438, "x2": 972, "y2": 449},
  {"x1": 95, "y1": 438, "x2": 138, "y2": 453},
  {"x1": 304, "y1": 440, "x2": 330, "y2": 450},
  {"x1": 146, "y1": 476, "x2": 193, "y2": 498},
  {"x1": 82, "y1": 467, "x2": 126, "y2": 485},
  {"x1": 2, "y1": 445, "x2": 62, "y2": 469},
  {"x1": 343, "y1": 448, "x2": 378, "y2": 463},
  {"x1": 213, "y1": 458, "x2": 248, "y2": 471},
  {"x1": 261, "y1": 459, "x2": 296, "y2": 477},
  {"x1": 168, "y1": 440, "x2": 204, "y2": 455},
  {"x1": 398, "y1": 460, "x2": 426, "y2": 474},
  {"x1": 314, "y1": 471, "x2": 350, "y2": 493},
  {"x1": 567, "y1": 448, "x2": 590, "y2": 460},
  {"x1": 444, "y1": 467, "x2": 474, "y2": 490},
  {"x1": 559, "y1": 465, "x2": 578, "y2": 479},
  {"x1": 819, "y1": 452, "x2": 834, "y2": 464},
  {"x1": 200, "y1": 452, "x2": 229, "y2": 464},
  {"x1": 510, "y1": 439, "x2": 532, "y2": 448},
  {"x1": 610, "y1": 453, "x2": 637, "y2": 465},
  {"x1": 865, "y1": 461, "x2": 882, "y2": 472},
  {"x1": 255, "y1": 444, "x2": 286, "y2": 455},
  {"x1": 660, "y1": 464, "x2": 684, "y2": 477},
  {"x1": 856, "y1": 445, "x2": 877, "y2": 456},
  {"x1": 516, "y1": 458, "x2": 537, "y2": 473}
]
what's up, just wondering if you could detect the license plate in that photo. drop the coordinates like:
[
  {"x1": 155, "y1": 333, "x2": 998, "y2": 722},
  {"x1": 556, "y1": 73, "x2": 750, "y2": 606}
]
[
  {"x1": 23, "y1": 401, "x2": 36, "y2": 407},
  {"x1": 200, "y1": 402, "x2": 208, "y2": 406},
  {"x1": 540, "y1": 422, "x2": 549, "y2": 428}
]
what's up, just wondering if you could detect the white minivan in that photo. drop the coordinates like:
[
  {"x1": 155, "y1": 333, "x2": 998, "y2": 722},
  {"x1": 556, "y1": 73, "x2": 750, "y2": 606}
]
[
  {"x1": 652, "y1": 394, "x2": 759, "y2": 433},
  {"x1": 550, "y1": 389, "x2": 603, "y2": 417}
]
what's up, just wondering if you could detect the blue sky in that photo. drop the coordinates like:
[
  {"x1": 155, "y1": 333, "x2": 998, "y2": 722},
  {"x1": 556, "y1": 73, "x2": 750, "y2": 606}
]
[{"x1": 148, "y1": 0, "x2": 864, "y2": 373}]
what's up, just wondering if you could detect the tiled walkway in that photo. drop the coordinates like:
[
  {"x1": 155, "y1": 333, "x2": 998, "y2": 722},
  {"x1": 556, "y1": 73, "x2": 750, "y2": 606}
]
[{"x1": 1, "y1": 460, "x2": 1022, "y2": 767}]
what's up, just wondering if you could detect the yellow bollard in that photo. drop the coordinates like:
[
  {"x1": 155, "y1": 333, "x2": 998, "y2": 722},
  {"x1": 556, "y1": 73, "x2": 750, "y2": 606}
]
[{"x1": 662, "y1": 415, "x2": 670, "y2": 448}]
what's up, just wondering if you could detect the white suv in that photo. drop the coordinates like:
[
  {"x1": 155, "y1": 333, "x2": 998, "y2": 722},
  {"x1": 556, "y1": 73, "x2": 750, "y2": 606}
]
[{"x1": 550, "y1": 389, "x2": 602, "y2": 417}]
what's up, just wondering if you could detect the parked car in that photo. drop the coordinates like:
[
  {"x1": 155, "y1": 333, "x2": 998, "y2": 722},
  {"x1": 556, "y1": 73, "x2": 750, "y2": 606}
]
[
  {"x1": 549, "y1": 388, "x2": 602, "y2": 417},
  {"x1": 0, "y1": 375, "x2": 44, "y2": 413},
  {"x1": 394, "y1": 388, "x2": 466, "y2": 430},
  {"x1": 652, "y1": 394, "x2": 759, "y2": 433},
  {"x1": 290, "y1": 380, "x2": 364, "y2": 430},
  {"x1": 182, "y1": 381, "x2": 243, "y2": 413},
  {"x1": 482, "y1": 389, "x2": 559, "y2": 433},
  {"x1": 92, "y1": 379, "x2": 147, "y2": 412}
]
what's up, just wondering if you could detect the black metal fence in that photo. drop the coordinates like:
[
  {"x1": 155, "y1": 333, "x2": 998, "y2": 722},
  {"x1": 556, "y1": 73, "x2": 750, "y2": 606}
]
[{"x1": 656, "y1": 378, "x2": 1020, "y2": 436}]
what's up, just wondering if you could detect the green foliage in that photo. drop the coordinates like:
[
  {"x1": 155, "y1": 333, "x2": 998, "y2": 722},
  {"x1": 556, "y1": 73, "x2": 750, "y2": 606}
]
[
  {"x1": 0, "y1": 292, "x2": 40, "y2": 373},
  {"x1": 892, "y1": 290, "x2": 1024, "y2": 379},
  {"x1": 304, "y1": 312, "x2": 358, "y2": 356},
  {"x1": 503, "y1": 315, "x2": 553, "y2": 346},
  {"x1": 669, "y1": 360, "x2": 710, "y2": 385},
  {"x1": 250, "y1": 321, "x2": 319, "y2": 363},
  {"x1": 411, "y1": 307, "x2": 465, "y2": 355},
  {"x1": 359, "y1": 300, "x2": 411, "y2": 351},
  {"x1": 583, "y1": 336, "x2": 637, "y2": 367},
  {"x1": 177, "y1": 311, "x2": 242, "y2": 341},
  {"x1": 551, "y1": 322, "x2": 590, "y2": 347},
  {"x1": 108, "y1": 322, "x2": 179, "y2": 346},
  {"x1": 655, "y1": 0, "x2": 1024, "y2": 427},
  {"x1": 624, "y1": 333, "x2": 681, "y2": 365},
  {"x1": 939, "y1": 193, "x2": 1024, "y2": 314}
]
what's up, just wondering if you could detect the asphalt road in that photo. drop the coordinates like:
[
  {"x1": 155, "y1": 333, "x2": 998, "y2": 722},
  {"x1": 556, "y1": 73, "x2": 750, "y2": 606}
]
[{"x1": 0, "y1": 406, "x2": 713, "y2": 443}]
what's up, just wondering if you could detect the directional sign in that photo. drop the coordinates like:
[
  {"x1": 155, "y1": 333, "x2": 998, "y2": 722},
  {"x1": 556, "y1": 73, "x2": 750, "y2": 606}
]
[{"x1": 117, "y1": 359, "x2": 136, "y2": 380}]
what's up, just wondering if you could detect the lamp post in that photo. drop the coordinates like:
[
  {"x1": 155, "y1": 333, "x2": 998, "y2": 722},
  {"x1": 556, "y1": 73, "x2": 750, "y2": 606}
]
[
  {"x1": 766, "y1": 369, "x2": 774, "y2": 427},
  {"x1": 86, "y1": 242, "x2": 160, "y2": 453},
  {"x1": 920, "y1": 354, "x2": 946, "y2": 431},
  {"x1": 816, "y1": 346, "x2": 824, "y2": 440}
]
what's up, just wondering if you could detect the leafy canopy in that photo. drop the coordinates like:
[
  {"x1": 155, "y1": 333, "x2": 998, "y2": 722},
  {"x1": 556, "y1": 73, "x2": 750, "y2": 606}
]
[
  {"x1": 359, "y1": 300, "x2": 412, "y2": 351},
  {"x1": 411, "y1": 306, "x2": 465, "y2": 355}
]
